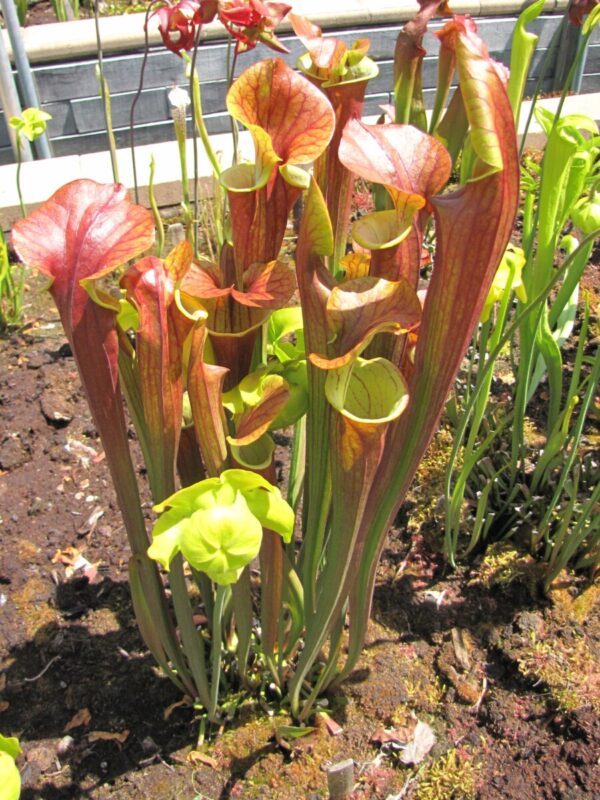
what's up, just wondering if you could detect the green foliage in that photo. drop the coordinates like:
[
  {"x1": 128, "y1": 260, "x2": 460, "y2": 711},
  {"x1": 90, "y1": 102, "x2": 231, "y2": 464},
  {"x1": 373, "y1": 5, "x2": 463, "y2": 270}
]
[
  {"x1": 11, "y1": 4, "x2": 520, "y2": 727},
  {"x1": 444, "y1": 2, "x2": 600, "y2": 581},
  {"x1": 0, "y1": 231, "x2": 25, "y2": 332},
  {"x1": 0, "y1": 734, "x2": 21, "y2": 800}
]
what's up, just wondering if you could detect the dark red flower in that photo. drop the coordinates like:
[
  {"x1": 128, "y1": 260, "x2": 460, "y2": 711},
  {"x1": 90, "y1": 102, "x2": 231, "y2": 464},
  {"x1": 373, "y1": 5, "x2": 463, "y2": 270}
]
[
  {"x1": 154, "y1": 0, "x2": 218, "y2": 54},
  {"x1": 568, "y1": 0, "x2": 598, "y2": 25},
  {"x1": 218, "y1": 0, "x2": 291, "y2": 54}
]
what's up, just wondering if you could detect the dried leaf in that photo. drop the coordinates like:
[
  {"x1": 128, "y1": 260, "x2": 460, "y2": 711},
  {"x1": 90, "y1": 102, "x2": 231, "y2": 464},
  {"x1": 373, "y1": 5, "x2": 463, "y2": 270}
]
[
  {"x1": 399, "y1": 720, "x2": 436, "y2": 765},
  {"x1": 51, "y1": 546, "x2": 81, "y2": 566},
  {"x1": 451, "y1": 627, "x2": 472, "y2": 671},
  {"x1": 187, "y1": 750, "x2": 219, "y2": 769},
  {"x1": 370, "y1": 726, "x2": 412, "y2": 746},
  {"x1": 88, "y1": 730, "x2": 129, "y2": 744},
  {"x1": 64, "y1": 707, "x2": 91, "y2": 732},
  {"x1": 77, "y1": 506, "x2": 104, "y2": 536},
  {"x1": 163, "y1": 697, "x2": 191, "y2": 721},
  {"x1": 0, "y1": 700, "x2": 9, "y2": 712},
  {"x1": 316, "y1": 711, "x2": 343, "y2": 737}
]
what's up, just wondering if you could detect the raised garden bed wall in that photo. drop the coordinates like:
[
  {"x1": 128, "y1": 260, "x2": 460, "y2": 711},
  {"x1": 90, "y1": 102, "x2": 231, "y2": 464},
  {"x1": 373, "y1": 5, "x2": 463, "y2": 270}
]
[{"x1": 1, "y1": 0, "x2": 597, "y2": 165}]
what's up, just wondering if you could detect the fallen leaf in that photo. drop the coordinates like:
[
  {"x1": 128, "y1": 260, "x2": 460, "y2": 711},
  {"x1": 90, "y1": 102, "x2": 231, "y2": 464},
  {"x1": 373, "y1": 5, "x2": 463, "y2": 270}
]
[
  {"x1": 187, "y1": 750, "x2": 218, "y2": 769},
  {"x1": 275, "y1": 725, "x2": 315, "y2": 740},
  {"x1": 51, "y1": 547, "x2": 101, "y2": 583},
  {"x1": 0, "y1": 700, "x2": 9, "y2": 712},
  {"x1": 64, "y1": 438, "x2": 98, "y2": 467},
  {"x1": 451, "y1": 628, "x2": 472, "y2": 671},
  {"x1": 399, "y1": 720, "x2": 436, "y2": 765},
  {"x1": 370, "y1": 726, "x2": 412, "y2": 746},
  {"x1": 51, "y1": 546, "x2": 81, "y2": 567},
  {"x1": 163, "y1": 697, "x2": 192, "y2": 721},
  {"x1": 88, "y1": 730, "x2": 129, "y2": 744},
  {"x1": 316, "y1": 711, "x2": 343, "y2": 737},
  {"x1": 64, "y1": 707, "x2": 91, "y2": 732},
  {"x1": 77, "y1": 506, "x2": 104, "y2": 536},
  {"x1": 423, "y1": 590, "x2": 447, "y2": 609},
  {"x1": 0, "y1": 673, "x2": 6, "y2": 691}
]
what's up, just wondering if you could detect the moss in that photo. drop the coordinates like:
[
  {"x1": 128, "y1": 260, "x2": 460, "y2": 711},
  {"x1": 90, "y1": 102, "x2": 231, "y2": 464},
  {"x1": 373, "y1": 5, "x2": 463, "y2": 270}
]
[
  {"x1": 12, "y1": 575, "x2": 58, "y2": 638},
  {"x1": 402, "y1": 674, "x2": 447, "y2": 714},
  {"x1": 407, "y1": 426, "x2": 456, "y2": 536},
  {"x1": 517, "y1": 632, "x2": 600, "y2": 713},
  {"x1": 549, "y1": 578, "x2": 600, "y2": 625},
  {"x1": 477, "y1": 543, "x2": 541, "y2": 592},
  {"x1": 415, "y1": 748, "x2": 480, "y2": 800}
]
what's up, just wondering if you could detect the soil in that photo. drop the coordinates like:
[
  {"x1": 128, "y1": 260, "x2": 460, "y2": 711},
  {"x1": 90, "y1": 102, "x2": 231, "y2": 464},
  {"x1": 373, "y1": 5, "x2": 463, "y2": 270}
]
[
  {"x1": 2, "y1": 0, "x2": 143, "y2": 27},
  {"x1": 1, "y1": 272, "x2": 600, "y2": 800}
]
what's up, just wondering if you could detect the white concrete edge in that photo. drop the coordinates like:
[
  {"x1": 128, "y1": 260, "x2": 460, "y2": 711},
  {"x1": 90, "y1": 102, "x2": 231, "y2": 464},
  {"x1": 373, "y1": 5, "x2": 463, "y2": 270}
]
[
  {"x1": 2, "y1": 0, "x2": 568, "y2": 64},
  {"x1": 1, "y1": 91, "x2": 598, "y2": 230}
]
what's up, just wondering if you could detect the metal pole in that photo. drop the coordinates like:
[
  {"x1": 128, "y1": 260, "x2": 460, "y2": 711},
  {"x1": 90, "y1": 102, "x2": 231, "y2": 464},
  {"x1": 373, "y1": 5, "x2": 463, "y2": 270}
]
[
  {"x1": 0, "y1": 30, "x2": 33, "y2": 161},
  {"x1": 0, "y1": 0, "x2": 52, "y2": 158}
]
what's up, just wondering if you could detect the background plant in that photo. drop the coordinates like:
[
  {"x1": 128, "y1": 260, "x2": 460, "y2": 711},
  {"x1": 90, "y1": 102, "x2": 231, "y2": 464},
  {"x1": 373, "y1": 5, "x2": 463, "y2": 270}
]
[
  {"x1": 444, "y1": 2, "x2": 600, "y2": 585},
  {"x1": 0, "y1": 733, "x2": 21, "y2": 800}
]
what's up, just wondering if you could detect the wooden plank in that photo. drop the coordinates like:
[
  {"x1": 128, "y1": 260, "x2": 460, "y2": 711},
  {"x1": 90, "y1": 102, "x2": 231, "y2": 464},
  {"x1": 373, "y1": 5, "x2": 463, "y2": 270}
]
[
  {"x1": 33, "y1": 13, "x2": 564, "y2": 104},
  {"x1": 18, "y1": 10, "x2": 598, "y2": 163},
  {"x1": 48, "y1": 89, "x2": 393, "y2": 158},
  {"x1": 580, "y1": 73, "x2": 600, "y2": 93},
  {"x1": 43, "y1": 101, "x2": 77, "y2": 138},
  {"x1": 72, "y1": 86, "x2": 169, "y2": 135},
  {"x1": 0, "y1": 112, "x2": 9, "y2": 148},
  {"x1": 0, "y1": 146, "x2": 14, "y2": 166},
  {"x1": 70, "y1": 79, "x2": 231, "y2": 134},
  {"x1": 585, "y1": 44, "x2": 600, "y2": 73}
]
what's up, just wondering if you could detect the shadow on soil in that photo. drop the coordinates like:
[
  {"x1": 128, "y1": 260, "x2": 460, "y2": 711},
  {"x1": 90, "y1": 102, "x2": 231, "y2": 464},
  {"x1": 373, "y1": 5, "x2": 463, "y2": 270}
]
[{"x1": 3, "y1": 577, "x2": 197, "y2": 799}]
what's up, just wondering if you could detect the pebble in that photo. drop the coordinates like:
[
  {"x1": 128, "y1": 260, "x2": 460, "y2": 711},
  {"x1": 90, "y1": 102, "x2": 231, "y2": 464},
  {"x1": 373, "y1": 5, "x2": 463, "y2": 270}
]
[
  {"x1": 57, "y1": 736, "x2": 75, "y2": 756},
  {"x1": 141, "y1": 736, "x2": 159, "y2": 755}
]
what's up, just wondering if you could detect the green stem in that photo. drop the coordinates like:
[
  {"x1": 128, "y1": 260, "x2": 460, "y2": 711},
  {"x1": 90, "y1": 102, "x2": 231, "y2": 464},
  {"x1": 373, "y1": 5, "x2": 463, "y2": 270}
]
[
  {"x1": 148, "y1": 155, "x2": 165, "y2": 258},
  {"x1": 94, "y1": 0, "x2": 119, "y2": 183},
  {"x1": 15, "y1": 140, "x2": 26, "y2": 218},
  {"x1": 169, "y1": 556, "x2": 211, "y2": 709},
  {"x1": 231, "y1": 568, "x2": 252, "y2": 686},
  {"x1": 208, "y1": 585, "x2": 229, "y2": 721},
  {"x1": 226, "y1": 40, "x2": 240, "y2": 165}
]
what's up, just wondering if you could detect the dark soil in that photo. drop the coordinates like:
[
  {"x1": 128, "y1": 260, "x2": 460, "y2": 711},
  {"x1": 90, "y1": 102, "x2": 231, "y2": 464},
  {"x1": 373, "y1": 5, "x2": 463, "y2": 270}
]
[{"x1": 1, "y1": 276, "x2": 600, "y2": 799}]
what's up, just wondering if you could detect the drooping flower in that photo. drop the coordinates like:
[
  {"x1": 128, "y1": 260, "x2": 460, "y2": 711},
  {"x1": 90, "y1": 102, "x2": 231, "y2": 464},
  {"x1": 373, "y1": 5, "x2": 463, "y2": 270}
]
[
  {"x1": 218, "y1": 0, "x2": 291, "y2": 54},
  {"x1": 568, "y1": 0, "x2": 599, "y2": 26},
  {"x1": 9, "y1": 107, "x2": 52, "y2": 143},
  {"x1": 148, "y1": 469, "x2": 294, "y2": 584},
  {"x1": 154, "y1": 0, "x2": 218, "y2": 54}
]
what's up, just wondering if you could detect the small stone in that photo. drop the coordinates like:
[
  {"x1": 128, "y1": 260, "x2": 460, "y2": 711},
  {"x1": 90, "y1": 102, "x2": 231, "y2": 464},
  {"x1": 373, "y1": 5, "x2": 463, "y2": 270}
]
[
  {"x1": 27, "y1": 496, "x2": 44, "y2": 517},
  {"x1": 40, "y1": 390, "x2": 73, "y2": 426},
  {"x1": 141, "y1": 736, "x2": 159, "y2": 755},
  {"x1": 26, "y1": 352, "x2": 50, "y2": 370},
  {"x1": 57, "y1": 736, "x2": 75, "y2": 756},
  {"x1": 0, "y1": 436, "x2": 29, "y2": 470}
]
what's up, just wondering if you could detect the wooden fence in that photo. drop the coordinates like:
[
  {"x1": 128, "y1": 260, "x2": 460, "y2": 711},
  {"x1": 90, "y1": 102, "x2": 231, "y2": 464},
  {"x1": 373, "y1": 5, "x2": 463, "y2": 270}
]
[{"x1": 1, "y1": 8, "x2": 599, "y2": 164}]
